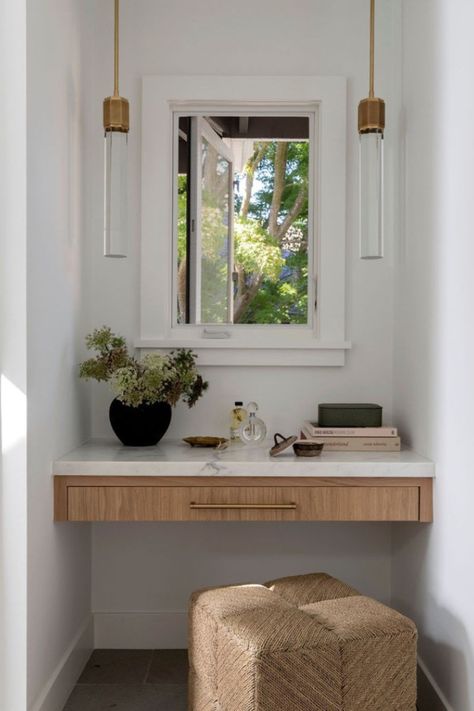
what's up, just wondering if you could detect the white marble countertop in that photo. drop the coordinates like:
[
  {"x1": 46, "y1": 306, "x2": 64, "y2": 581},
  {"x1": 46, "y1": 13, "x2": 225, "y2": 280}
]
[{"x1": 53, "y1": 439, "x2": 434, "y2": 478}]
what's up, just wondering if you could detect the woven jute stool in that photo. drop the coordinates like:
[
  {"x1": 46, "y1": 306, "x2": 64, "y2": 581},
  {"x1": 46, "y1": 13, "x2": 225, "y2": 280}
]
[{"x1": 188, "y1": 572, "x2": 417, "y2": 710}]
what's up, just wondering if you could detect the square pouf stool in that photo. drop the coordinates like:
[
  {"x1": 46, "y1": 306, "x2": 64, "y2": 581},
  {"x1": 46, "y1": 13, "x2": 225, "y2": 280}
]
[{"x1": 188, "y1": 573, "x2": 417, "y2": 711}]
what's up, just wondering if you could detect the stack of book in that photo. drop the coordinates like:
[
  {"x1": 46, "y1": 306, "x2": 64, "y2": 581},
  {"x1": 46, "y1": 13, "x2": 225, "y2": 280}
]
[{"x1": 300, "y1": 421, "x2": 401, "y2": 451}]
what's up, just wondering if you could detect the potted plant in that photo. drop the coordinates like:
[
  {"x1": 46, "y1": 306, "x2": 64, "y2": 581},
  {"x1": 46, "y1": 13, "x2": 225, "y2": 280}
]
[{"x1": 79, "y1": 327, "x2": 208, "y2": 446}]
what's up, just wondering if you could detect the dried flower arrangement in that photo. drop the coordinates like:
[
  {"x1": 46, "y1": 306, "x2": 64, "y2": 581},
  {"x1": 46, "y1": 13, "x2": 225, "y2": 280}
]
[{"x1": 79, "y1": 326, "x2": 208, "y2": 408}]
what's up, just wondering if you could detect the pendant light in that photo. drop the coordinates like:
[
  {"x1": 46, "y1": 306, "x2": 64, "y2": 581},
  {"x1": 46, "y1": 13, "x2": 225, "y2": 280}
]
[
  {"x1": 103, "y1": 0, "x2": 129, "y2": 258},
  {"x1": 358, "y1": 0, "x2": 385, "y2": 260}
]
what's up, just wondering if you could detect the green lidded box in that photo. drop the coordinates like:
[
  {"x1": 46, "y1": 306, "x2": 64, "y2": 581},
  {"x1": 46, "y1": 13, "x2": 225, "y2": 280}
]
[{"x1": 318, "y1": 403, "x2": 382, "y2": 428}]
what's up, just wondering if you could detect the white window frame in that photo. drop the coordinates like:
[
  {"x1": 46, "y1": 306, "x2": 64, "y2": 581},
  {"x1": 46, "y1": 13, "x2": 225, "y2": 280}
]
[{"x1": 138, "y1": 75, "x2": 350, "y2": 366}]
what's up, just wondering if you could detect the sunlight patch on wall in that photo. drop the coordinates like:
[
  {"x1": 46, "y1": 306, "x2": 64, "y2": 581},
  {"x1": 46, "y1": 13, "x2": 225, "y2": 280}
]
[{"x1": 1, "y1": 374, "x2": 27, "y2": 454}]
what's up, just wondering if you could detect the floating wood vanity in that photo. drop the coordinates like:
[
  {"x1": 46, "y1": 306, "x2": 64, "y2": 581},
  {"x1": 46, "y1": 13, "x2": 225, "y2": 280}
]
[{"x1": 54, "y1": 441, "x2": 433, "y2": 523}]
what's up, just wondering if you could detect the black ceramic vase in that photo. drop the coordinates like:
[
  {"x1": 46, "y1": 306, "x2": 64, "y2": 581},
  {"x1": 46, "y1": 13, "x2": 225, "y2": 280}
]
[{"x1": 109, "y1": 399, "x2": 172, "y2": 446}]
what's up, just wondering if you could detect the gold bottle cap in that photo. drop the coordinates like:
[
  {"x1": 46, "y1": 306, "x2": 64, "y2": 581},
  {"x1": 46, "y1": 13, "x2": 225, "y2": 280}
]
[
  {"x1": 103, "y1": 95, "x2": 129, "y2": 132},
  {"x1": 358, "y1": 97, "x2": 385, "y2": 134}
]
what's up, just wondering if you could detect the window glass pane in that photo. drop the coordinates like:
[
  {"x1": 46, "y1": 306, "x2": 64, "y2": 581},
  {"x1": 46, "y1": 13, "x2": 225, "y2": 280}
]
[
  {"x1": 233, "y1": 139, "x2": 308, "y2": 324},
  {"x1": 175, "y1": 115, "x2": 311, "y2": 326},
  {"x1": 176, "y1": 172, "x2": 188, "y2": 323},
  {"x1": 200, "y1": 137, "x2": 231, "y2": 324}
]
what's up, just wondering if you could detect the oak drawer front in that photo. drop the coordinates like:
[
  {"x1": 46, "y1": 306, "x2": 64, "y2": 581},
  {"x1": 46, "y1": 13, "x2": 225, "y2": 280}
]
[{"x1": 66, "y1": 485, "x2": 420, "y2": 522}]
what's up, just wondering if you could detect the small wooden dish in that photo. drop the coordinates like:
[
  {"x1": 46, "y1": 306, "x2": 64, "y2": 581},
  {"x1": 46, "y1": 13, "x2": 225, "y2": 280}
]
[
  {"x1": 183, "y1": 436, "x2": 228, "y2": 448},
  {"x1": 292, "y1": 441, "x2": 324, "y2": 457}
]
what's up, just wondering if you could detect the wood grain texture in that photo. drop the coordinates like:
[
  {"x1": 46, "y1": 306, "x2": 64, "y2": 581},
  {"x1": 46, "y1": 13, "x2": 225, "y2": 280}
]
[
  {"x1": 54, "y1": 477, "x2": 68, "y2": 521},
  {"x1": 65, "y1": 484, "x2": 420, "y2": 522},
  {"x1": 418, "y1": 478, "x2": 434, "y2": 522},
  {"x1": 54, "y1": 475, "x2": 431, "y2": 488}
]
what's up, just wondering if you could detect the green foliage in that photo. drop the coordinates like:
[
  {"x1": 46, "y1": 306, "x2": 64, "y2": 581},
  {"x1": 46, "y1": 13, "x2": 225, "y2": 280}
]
[
  {"x1": 199, "y1": 206, "x2": 230, "y2": 323},
  {"x1": 235, "y1": 140, "x2": 309, "y2": 324},
  {"x1": 201, "y1": 206, "x2": 227, "y2": 259},
  {"x1": 79, "y1": 327, "x2": 208, "y2": 408},
  {"x1": 239, "y1": 250, "x2": 308, "y2": 324},
  {"x1": 177, "y1": 174, "x2": 187, "y2": 262},
  {"x1": 234, "y1": 217, "x2": 284, "y2": 282},
  {"x1": 199, "y1": 151, "x2": 231, "y2": 322}
]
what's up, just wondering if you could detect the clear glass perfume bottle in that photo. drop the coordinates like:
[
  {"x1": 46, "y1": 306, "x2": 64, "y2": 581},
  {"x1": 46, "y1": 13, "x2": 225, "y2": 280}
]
[
  {"x1": 239, "y1": 402, "x2": 267, "y2": 444},
  {"x1": 230, "y1": 401, "x2": 247, "y2": 440}
]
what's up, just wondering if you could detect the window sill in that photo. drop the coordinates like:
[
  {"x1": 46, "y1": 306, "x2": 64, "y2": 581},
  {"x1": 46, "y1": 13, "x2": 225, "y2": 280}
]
[{"x1": 134, "y1": 338, "x2": 352, "y2": 366}]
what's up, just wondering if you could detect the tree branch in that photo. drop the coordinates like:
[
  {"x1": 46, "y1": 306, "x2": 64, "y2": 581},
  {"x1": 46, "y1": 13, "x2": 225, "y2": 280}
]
[{"x1": 276, "y1": 182, "x2": 307, "y2": 240}]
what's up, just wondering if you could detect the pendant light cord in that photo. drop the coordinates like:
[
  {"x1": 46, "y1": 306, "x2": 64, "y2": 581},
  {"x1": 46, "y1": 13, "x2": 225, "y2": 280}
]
[
  {"x1": 114, "y1": 0, "x2": 119, "y2": 97},
  {"x1": 369, "y1": 0, "x2": 375, "y2": 98}
]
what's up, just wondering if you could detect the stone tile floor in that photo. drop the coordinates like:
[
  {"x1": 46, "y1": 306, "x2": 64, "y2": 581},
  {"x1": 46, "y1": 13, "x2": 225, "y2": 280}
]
[
  {"x1": 63, "y1": 649, "x2": 188, "y2": 711},
  {"x1": 63, "y1": 649, "x2": 421, "y2": 710}
]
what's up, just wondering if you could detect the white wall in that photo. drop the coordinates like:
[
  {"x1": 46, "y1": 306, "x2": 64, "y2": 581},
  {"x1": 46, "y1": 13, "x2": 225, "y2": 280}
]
[
  {"x1": 0, "y1": 1, "x2": 28, "y2": 708},
  {"x1": 92, "y1": 522, "x2": 391, "y2": 647},
  {"x1": 84, "y1": 0, "x2": 400, "y2": 439},
  {"x1": 392, "y1": 2, "x2": 474, "y2": 709},
  {"x1": 26, "y1": 1, "x2": 93, "y2": 708},
  {"x1": 82, "y1": 0, "x2": 403, "y2": 643}
]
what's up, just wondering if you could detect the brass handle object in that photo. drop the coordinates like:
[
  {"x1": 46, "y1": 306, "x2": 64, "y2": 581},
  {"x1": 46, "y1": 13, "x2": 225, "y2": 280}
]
[{"x1": 189, "y1": 502, "x2": 297, "y2": 510}]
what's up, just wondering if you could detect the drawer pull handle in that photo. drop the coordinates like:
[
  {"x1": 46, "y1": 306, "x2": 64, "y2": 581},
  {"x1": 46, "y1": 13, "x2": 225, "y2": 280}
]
[{"x1": 189, "y1": 502, "x2": 297, "y2": 510}]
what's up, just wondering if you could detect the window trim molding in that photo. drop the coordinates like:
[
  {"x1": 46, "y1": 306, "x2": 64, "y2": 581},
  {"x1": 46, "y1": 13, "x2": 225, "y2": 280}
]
[{"x1": 139, "y1": 75, "x2": 350, "y2": 366}]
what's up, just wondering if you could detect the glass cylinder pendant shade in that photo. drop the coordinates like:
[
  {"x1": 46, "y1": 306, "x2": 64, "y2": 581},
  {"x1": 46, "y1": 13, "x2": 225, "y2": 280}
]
[
  {"x1": 104, "y1": 129, "x2": 128, "y2": 258},
  {"x1": 359, "y1": 130, "x2": 384, "y2": 260}
]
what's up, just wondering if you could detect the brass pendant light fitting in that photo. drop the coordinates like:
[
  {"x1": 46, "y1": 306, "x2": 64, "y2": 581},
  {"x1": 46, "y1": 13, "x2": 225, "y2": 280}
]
[
  {"x1": 358, "y1": 0, "x2": 385, "y2": 134},
  {"x1": 103, "y1": 0, "x2": 129, "y2": 132}
]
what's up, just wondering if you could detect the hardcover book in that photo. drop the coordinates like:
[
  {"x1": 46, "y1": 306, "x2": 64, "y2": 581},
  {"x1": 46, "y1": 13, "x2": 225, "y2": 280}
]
[
  {"x1": 300, "y1": 430, "x2": 401, "y2": 452},
  {"x1": 304, "y1": 421, "x2": 398, "y2": 437}
]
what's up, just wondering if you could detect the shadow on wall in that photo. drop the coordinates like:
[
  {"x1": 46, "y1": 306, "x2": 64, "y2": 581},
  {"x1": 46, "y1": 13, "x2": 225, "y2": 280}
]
[
  {"x1": 420, "y1": 597, "x2": 474, "y2": 711},
  {"x1": 92, "y1": 521, "x2": 393, "y2": 649},
  {"x1": 92, "y1": 520, "x2": 393, "y2": 607},
  {"x1": 392, "y1": 524, "x2": 473, "y2": 711}
]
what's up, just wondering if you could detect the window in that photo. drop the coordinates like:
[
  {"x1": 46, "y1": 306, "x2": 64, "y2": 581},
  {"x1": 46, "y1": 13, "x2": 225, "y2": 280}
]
[{"x1": 139, "y1": 76, "x2": 350, "y2": 366}]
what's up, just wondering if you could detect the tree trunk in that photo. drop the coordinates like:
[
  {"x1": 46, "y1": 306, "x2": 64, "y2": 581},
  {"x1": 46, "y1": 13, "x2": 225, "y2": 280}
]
[
  {"x1": 241, "y1": 142, "x2": 269, "y2": 219},
  {"x1": 233, "y1": 274, "x2": 264, "y2": 323},
  {"x1": 268, "y1": 142, "x2": 288, "y2": 237}
]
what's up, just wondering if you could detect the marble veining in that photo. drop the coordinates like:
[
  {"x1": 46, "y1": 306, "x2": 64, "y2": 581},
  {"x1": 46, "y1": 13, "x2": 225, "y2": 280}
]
[{"x1": 53, "y1": 439, "x2": 434, "y2": 478}]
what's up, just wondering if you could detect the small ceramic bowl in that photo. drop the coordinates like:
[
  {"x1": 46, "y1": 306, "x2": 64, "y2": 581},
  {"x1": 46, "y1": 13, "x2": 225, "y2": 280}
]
[{"x1": 292, "y1": 441, "x2": 324, "y2": 457}]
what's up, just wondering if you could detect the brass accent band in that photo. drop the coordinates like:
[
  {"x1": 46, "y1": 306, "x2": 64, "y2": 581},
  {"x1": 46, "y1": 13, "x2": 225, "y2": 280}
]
[
  {"x1": 189, "y1": 502, "x2": 297, "y2": 510},
  {"x1": 358, "y1": 96, "x2": 385, "y2": 134},
  {"x1": 103, "y1": 95, "x2": 129, "y2": 132}
]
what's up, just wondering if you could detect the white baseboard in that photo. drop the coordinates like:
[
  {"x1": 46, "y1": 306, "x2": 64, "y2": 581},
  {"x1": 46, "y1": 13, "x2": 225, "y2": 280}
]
[
  {"x1": 94, "y1": 610, "x2": 187, "y2": 649},
  {"x1": 29, "y1": 615, "x2": 93, "y2": 711},
  {"x1": 417, "y1": 657, "x2": 453, "y2": 711}
]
